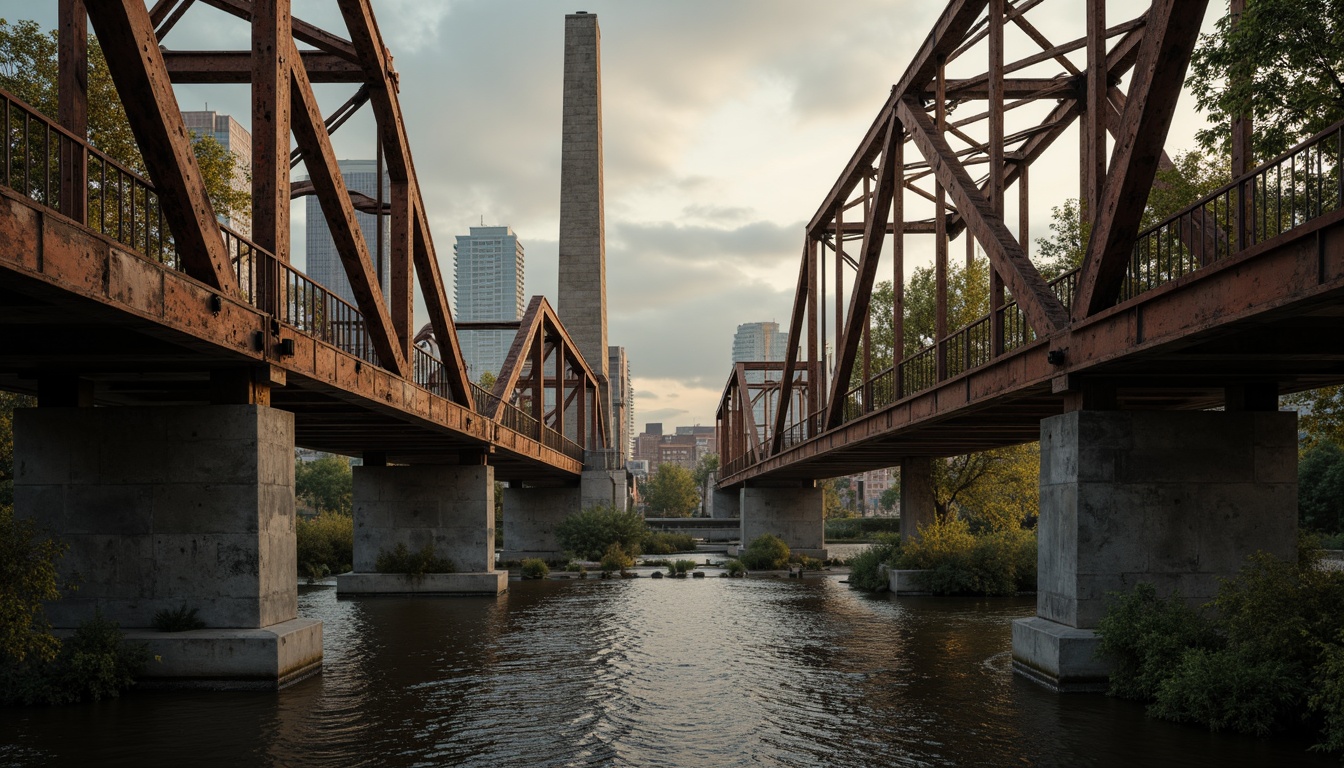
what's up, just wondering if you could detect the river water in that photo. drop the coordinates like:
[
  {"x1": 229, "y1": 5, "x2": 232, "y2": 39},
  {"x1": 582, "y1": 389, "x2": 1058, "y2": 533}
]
[{"x1": 2, "y1": 572, "x2": 1332, "y2": 767}]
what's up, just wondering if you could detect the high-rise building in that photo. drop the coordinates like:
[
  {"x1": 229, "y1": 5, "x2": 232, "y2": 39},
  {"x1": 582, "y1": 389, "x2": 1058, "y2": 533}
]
[
  {"x1": 731, "y1": 321, "x2": 785, "y2": 363},
  {"x1": 608, "y1": 346, "x2": 633, "y2": 462},
  {"x1": 182, "y1": 110, "x2": 251, "y2": 237},
  {"x1": 303, "y1": 159, "x2": 390, "y2": 307},
  {"x1": 452, "y1": 226, "x2": 526, "y2": 381}
]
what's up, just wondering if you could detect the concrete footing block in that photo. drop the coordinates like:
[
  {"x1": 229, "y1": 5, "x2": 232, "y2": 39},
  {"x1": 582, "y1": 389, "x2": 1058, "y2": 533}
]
[
  {"x1": 125, "y1": 618, "x2": 322, "y2": 691},
  {"x1": 886, "y1": 568, "x2": 933, "y2": 595},
  {"x1": 336, "y1": 571, "x2": 508, "y2": 595},
  {"x1": 1011, "y1": 616, "x2": 1109, "y2": 693}
]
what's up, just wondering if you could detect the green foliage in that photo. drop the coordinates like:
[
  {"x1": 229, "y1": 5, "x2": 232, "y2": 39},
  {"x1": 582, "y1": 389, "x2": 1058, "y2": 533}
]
[
  {"x1": 296, "y1": 510, "x2": 353, "y2": 579},
  {"x1": 846, "y1": 533, "x2": 902, "y2": 592},
  {"x1": 740, "y1": 534, "x2": 791, "y2": 570},
  {"x1": 151, "y1": 604, "x2": 205, "y2": 632},
  {"x1": 1311, "y1": 632, "x2": 1344, "y2": 753},
  {"x1": 1189, "y1": 0, "x2": 1344, "y2": 162},
  {"x1": 598, "y1": 543, "x2": 634, "y2": 575},
  {"x1": 0, "y1": 392, "x2": 35, "y2": 506},
  {"x1": 1299, "y1": 440, "x2": 1344, "y2": 536},
  {"x1": 723, "y1": 559, "x2": 747, "y2": 577},
  {"x1": 295, "y1": 454, "x2": 353, "y2": 515},
  {"x1": 478, "y1": 370, "x2": 497, "y2": 390},
  {"x1": 692, "y1": 453, "x2": 719, "y2": 489},
  {"x1": 1150, "y1": 646, "x2": 1306, "y2": 736},
  {"x1": 673, "y1": 559, "x2": 699, "y2": 575},
  {"x1": 895, "y1": 517, "x2": 1035, "y2": 596},
  {"x1": 642, "y1": 531, "x2": 697, "y2": 555},
  {"x1": 1096, "y1": 583, "x2": 1219, "y2": 701},
  {"x1": 375, "y1": 543, "x2": 454, "y2": 578},
  {"x1": 520, "y1": 558, "x2": 550, "y2": 579},
  {"x1": 825, "y1": 516, "x2": 902, "y2": 541},
  {"x1": 1288, "y1": 386, "x2": 1344, "y2": 451},
  {"x1": 0, "y1": 504, "x2": 65, "y2": 665},
  {"x1": 644, "y1": 464, "x2": 700, "y2": 517},
  {"x1": 0, "y1": 612, "x2": 150, "y2": 706},
  {"x1": 555, "y1": 504, "x2": 647, "y2": 560},
  {"x1": 877, "y1": 487, "x2": 900, "y2": 513},
  {"x1": 821, "y1": 478, "x2": 846, "y2": 519}
]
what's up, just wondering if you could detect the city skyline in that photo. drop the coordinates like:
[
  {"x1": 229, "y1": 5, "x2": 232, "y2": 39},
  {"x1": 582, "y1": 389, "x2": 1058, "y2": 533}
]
[{"x1": 453, "y1": 225, "x2": 527, "y2": 381}]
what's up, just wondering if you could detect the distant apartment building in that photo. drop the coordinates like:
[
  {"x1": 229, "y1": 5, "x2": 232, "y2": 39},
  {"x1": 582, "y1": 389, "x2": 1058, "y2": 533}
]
[
  {"x1": 453, "y1": 225, "x2": 525, "y2": 382},
  {"x1": 181, "y1": 110, "x2": 251, "y2": 237},
  {"x1": 304, "y1": 159, "x2": 390, "y2": 306},
  {"x1": 634, "y1": 422, "x2": 716, "y2": 473},
  {"x1": 608, "y1": 346, "x2": 633, "y2": 462},
  {"x1": 731, "y1": 321, "x2": 786, "y2": 363}
]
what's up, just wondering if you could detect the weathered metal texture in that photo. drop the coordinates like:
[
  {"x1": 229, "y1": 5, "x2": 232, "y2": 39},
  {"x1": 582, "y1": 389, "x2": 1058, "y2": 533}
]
[
  {"x1": 83, "y1": 0, "x2": 236, "y2": 294},
  {"x1": 720, "y1": 0, "x2": 1344, "y2": 489}
]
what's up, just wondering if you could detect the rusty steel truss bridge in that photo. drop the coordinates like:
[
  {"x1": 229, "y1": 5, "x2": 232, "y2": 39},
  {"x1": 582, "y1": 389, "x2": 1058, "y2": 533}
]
[
  {"x1": 717, "y1": 0, "x2": 1344, "y2": 486},
  {"x1": 0, "y1": 0, "x2": 611, "y2": 482}
]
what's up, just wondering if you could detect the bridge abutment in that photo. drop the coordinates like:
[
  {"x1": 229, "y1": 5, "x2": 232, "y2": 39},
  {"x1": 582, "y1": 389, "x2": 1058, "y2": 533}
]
[
  {"x1": 741, "y1": 484, "x2": 826, "y2": 559},
  {"x1": 898, "y1": 457, "x2": 937, "y2": 541},
  {"x1": 712, "y1": 487, "x2": 740, "y2": 520},
  {"x1": 337, "y1": 465, "x2": 507, "y2": 595},
  {"x1": 13, "y1": 405, "x2": 322, "y2": 689},
  {"x1": 1012, "y1": 409, "x2": 1298, "y2": 692}
]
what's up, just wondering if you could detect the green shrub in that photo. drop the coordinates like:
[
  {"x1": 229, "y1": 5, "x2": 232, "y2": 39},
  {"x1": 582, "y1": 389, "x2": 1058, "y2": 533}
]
[
  {"x1": 556, "y1": 505, "x2": 648, "y2": 560},
  {"x1": 674, "y1": 559, "x2": 698, "y2": 575},
  {"x1": 599, "y1": 543, "x2": 634, "y2": 575},
  {"x1": 643, "y1": 532, "x2": 697, "y2": 555},
  {"x1": 0, "y1": 503, "x2": 65, "y2": 665},
  {"x1": 724, "y1": 559, "x2": 747, "y2": 577},
  {"x1": 375, "y1": 542, "x2": 455, "y2": 579},
  {"x1": 740, "y1": 534, "x2": 790, "y2": 570},
  {"x1": 152, "y1": 604, "x2": 205, "y2": 632},
  {"x1": 1321, "y1": 532, "x2": 1344, "y2": 550},
  {"x1": 1096, "y1": 583, "x2": 1220, "y2": 701},
  {"x1": 825, "y1": 517, "x2": 902, "y2": 541},
  {"x1": 847, "y1": 533, "x2": 902, "y2": 592},
  {"x1": 0, "y1": 612, "x2": 150, "y2": 706},
  {"x1": 1150, "y1": 646, "x2": 1306, "y2": 736},
  {"x1": 520, "y1": 559, "x2": 550, "y2": 579},
  {"x1": 792, "y1": 555, "x2": 824, "y2": 571},
  {"x1": 1311, "y1": 632, "x2": 1344, "y2": 753},
  {"x1": 893, "y1": 519, "x2": 1036, "y2": 596},
  {"x1": 296, "y1": 511, "x2": 353, "y2": 578}
]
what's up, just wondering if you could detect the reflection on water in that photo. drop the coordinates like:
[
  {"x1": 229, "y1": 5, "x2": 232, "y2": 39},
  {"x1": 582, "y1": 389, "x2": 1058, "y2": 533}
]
[{"x1": 1, "y1": 575, "x2": 1332, "y2": 767}]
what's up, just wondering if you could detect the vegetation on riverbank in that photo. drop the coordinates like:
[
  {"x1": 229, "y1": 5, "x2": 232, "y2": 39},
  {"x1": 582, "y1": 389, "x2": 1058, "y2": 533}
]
[
  {"x1": 296, "y1": 510, "x2": 353, "y2": 582},
  {"x1": 740, "y1": 534, "x2": 791, "y2": 570},
  {"x1": 846, "y1": 518, "x2": 1037, "y2": 596},
  {"x1": 824, "y1": 517, "x2": 901, "y2": 542},
  {"x1": 1097, "y1": 537, "x2": 1344, "y2": 754}
]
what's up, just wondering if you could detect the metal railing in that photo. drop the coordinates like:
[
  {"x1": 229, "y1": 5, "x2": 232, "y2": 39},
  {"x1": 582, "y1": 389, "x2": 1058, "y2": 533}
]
[{"x1": 0, "y1": 86, "x2": 594, "y2": 465}]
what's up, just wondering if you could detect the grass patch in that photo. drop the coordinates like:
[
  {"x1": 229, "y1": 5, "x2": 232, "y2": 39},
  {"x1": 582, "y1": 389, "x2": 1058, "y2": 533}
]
[
  {"x1": 151, "y1": 604, "x2": 205, "y2": 632},
  {"x1": 643, "y1": 532, "x2": 697, "y2": 555},
  {"x1": 375, "y1": 543, "x2": 455, "y2": 579}
]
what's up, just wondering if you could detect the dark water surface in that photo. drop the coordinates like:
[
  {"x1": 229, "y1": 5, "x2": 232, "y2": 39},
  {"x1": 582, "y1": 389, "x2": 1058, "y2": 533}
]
[{"x1": 1, "y1": 575, "x2": 1332, "y2": 767}]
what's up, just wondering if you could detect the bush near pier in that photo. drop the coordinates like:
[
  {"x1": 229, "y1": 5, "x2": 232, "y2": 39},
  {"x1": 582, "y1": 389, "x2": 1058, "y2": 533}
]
[
  {"x1": 845, "y1": 518, "x2": 1036, "y2": 596},
  {"x1": 1097, "y1": 535, "x2": 1344, "y2": 755}
]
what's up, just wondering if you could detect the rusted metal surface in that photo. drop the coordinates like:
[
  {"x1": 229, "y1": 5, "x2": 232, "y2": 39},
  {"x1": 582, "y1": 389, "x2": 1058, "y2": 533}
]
[{"x1": 719, "y1": 0, "x2": 1344, "y2": 489}]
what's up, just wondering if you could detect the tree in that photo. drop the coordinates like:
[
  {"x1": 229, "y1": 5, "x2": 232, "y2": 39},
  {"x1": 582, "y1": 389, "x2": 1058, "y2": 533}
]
[
  {"x1": 1287, "y1": 386, "x2": 1344, "y2": 451},
  {"x1": 1189, "y1": 0, "x2": 1344, "y2": 163},
  {"x1": 643, "y1": 464, "x2": 699, "y2": 517},
  {"x1": 0, "y1": 19, "x2": 249, "y2": 224},
  {"x1": 692, "y1": 452, "x2": 719, "y2": 515},
  {"x1": 478, "y1": 371, "x2": 497, "y2": 390},
  {"x1": 822, "y1": 478, "x2": 851, "y2": 519},
  {"x1": 0, "y1": 504, "x2": 65, "y2": 665},
  {"x1": 941, "y1": 443, "x2": 1041, "y2": 532},
  {"x1": 0, "y1": 392, "x2": 35, "y2": 506},
  {"x1": 1299, "y1": 441, "x2": 1344, "y2": 535},
  {"x1": 878, "y1": 486, "x2": 900, "y2": 513},
  {"x1": 295, "y1": 454, "x2": 353, "y2": 515}
]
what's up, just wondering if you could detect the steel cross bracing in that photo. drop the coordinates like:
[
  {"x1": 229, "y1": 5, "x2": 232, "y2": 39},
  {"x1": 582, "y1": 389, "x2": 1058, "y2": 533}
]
[
  {"x1": 718, "y1": 0, "x2": 1344, "y2": 485},
  {"x1": 0, "y1": 0, "x2": 607, "y2": 480}
]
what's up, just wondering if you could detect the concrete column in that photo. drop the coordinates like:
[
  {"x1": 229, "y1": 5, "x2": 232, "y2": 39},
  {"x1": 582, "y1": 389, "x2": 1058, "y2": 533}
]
[
  {"x1": 500, "y1": 484, "x2": 580, "y2": 562},
  {"x1": 14, "y1": 405, "x2": 321, "y2": 689},
  {"x1": 581, "y1": 468, "x2": 627, "y2": 511},
  {"x1": 337, "y1": 464, "x2": 506, "y2": 595},
  {"x1": 741, "y1": 484, "x2": 826, "y2": 559},
  {"x1": 899, "y1": 456, "x2": 937, "y2": 541},
  {"x1": 1013, "y1": 410, "x2": 1298, "y2": 692},
  {"x1": 712, "y1": 487, "x2": 741, "y2": 520}
]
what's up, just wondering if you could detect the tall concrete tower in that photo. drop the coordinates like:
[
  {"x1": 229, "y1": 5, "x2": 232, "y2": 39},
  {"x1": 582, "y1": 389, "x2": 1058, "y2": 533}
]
[{"x1": 558, "y1": 11, "x2": 612, "y2": 451}]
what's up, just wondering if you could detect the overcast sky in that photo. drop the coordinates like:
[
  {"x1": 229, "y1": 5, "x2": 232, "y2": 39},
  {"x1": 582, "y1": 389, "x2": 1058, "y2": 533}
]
[{"x1": 3, "y1": 1, "x2": 1221, "y2": 431}]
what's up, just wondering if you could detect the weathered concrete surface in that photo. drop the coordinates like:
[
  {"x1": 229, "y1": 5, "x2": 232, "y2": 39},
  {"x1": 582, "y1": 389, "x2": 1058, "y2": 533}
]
[
  {"x1": 15, "y1": 406, "x2": 298, "y2": 630},
  {"x1": 1011, "y1": 617, "x2": 1108, "y2": 693},
  {"x1": 899, "y1": 456, "x2": 936, "y2": 541},
  {"x1": 581, "y1": 468, "x2": 626, "y2": 511},
  {"x1": 126, "y1": 618, "x2": 323, "y2": 690},
  {"x1": 741, "y1": 485, "x2": 826, "y2": 559},
  {"x1": 501, "y1": 484, "x2": 580, "y2": 561},
  {"x1": 712, "y1": 488, "x2": 741, "y2": 520},
  {"x1": 885, "y1": 567, "x2": 933, "y2": 595},
  {"x1": 345, "y1": 464, "x2": 500, "y2": 594},
  {"x1": 336, "y1": 572, "x2": 507, "y2": 595},
  {"x1": 1014, "y1": 409, "x2": 1298, "y2": 690}
]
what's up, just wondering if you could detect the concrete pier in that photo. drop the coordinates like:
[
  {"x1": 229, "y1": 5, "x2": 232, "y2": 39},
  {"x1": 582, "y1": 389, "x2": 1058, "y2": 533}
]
[
  {"x1": 1012, "y1": 410, "x2": 1298, "y2": 691},
  {"x1": 741, "y1": 483, "x2": 826, "y2": 559},
  {"x1": 712, "y1": 487, "x2": 741, "y2": 520},
  {"x1": 14, "y1": 405, "x2": 321, "y2": 689},
  {"x1": 899, "y1": 456, "x2": 936, "y2": 541},
  {"x1": 500, "y1": 484, "x2": 580, "y2": 562},
  {"x1": 338, "y1": 464, "x2": 506, "y2": 595}
]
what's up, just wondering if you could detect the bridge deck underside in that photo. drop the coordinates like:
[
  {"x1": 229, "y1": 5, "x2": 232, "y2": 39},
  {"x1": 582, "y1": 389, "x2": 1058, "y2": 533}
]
[
  {"x1": 0, "y1": 191, "x2": 578, "y2": 482},
  {"x1": 724, "y1": 209, "x2": 1344, "y2": 487}
]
